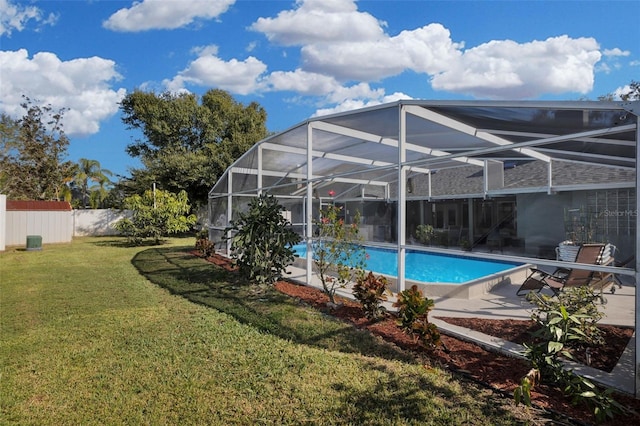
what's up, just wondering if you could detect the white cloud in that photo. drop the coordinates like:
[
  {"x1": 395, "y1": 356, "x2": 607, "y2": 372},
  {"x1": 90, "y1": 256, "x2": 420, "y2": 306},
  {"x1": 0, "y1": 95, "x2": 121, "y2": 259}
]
[
  {"x1": 301, "y1": 23, "x2": 462, "y2": 81},
  {"x1": 250, "y1": 0, "x2": 385, "y2": 45},
  {"x1": 0, "y1": 49, "x2": 126, "y2": 136},
  {"x1": 603, "y1": 48, "x2": 630, "y2": 57},
  {"x1": 103, "y1": 0, "x2": 235, "y2": 32},
  {"x1": 251, "y1": 1, "x2": 618, "y2": 100},
  {"x1": 163, "y1": 51, "x2": 268, "y2": 95},
  {"x1": 431, "y1": 36, "x2": 602, "y2": 99},
  {"x1": 0, "y1": 0, "x2": 57, "y2": 36},
  {"x1": 251, "y1": 1, "x2": 460, "y2": 82},
  {"x1": 630, "y1": 60, "x2": 640, "y2": 67},
  {"x1": 324, "y1": 82, "x2": 385, "y2": 104},
  {"x1": 613, "y1": 85, "x2": 631, "y2": 100},
  {"x1": 266, "y1": 69, "x2": 341, "y2": 95},
  {"x1": 313, "y1": 91, "x2": 412, "y2": 117}
]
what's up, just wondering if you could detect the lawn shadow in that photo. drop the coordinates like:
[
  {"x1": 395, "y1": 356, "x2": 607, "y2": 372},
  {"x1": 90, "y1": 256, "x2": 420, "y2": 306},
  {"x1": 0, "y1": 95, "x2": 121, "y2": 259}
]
[
  {"x1": 131, "y1": 245, "x2": 417, "y2": 364},
  {"x1": 329, "y1": 358, "x2": 529, "y2": 424},
  {"x1": 92, "y1": 235, "x2": 196, "y2": 248}
]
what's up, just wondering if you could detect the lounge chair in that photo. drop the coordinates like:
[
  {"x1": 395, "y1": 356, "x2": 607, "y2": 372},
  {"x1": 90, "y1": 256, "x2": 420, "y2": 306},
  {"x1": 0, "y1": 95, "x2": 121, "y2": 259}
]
[{"x1": 516, "y1": 243, "x2": 605, "y2": 296}]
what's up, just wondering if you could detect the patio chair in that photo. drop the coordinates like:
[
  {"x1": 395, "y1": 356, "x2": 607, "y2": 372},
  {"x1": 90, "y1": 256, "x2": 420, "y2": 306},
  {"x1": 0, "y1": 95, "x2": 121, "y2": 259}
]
[{"x1": 516, "y1": 243, "x2": 605, "y2": 296}]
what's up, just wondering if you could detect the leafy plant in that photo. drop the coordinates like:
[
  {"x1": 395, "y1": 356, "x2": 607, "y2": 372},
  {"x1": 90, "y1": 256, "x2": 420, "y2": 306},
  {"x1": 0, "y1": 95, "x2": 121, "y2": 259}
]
[
  {"x1": 114, "y1": 189, "x2": 197, "y2": 245},
  {"x1": 513, "y1": 368, "x2": 539, "y2": 407},
  {"x1": 195, "y1": 237, "x2": 216, "y2": 258},
  {"x1": 415, "y1": 224, "x2": 435, "y2": 245},
  {"x1": 515, "y1": 287, "x2": 628, "y2": 422},
  {"x1": 527, "y1": 287, "x2": 604, "y2": 349},
  {"x1": 313, "y1": 205, "x2": 366, "y2": 305},
  {"x1": 225, "y1": 194, "x2": 300, "y2": 285},
  {"x1": 393, "y1": 285, "x2": 441, "y2": 350},
  {"x1": 353, "y1": 271, "x2": 391, "y2": 320}
]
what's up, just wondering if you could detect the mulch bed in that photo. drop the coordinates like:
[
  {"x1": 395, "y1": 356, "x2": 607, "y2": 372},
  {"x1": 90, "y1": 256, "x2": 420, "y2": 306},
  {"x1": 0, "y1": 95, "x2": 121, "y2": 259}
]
[{"x1": 198, "y1": 252, "x2": 640, "y2": 425}]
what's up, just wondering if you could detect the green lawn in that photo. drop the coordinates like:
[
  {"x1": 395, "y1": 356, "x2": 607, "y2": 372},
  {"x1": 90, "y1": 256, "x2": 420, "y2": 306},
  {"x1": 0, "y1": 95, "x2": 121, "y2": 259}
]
[{"x1": 1, "y1": 237, "x2": 529, "y2": 425}]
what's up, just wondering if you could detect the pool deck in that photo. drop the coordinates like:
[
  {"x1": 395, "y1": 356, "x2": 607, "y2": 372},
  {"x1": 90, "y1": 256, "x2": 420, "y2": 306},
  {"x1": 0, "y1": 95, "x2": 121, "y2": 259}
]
[{"x1": 284, "y1": 263, "x2": 637, "y2": 396}]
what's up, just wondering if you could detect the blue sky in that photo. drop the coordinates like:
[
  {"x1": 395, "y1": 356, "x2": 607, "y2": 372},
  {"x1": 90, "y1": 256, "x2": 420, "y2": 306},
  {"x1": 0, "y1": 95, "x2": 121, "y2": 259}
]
[{"x1": 1, "y1": 0, "x2": 639, "y2": 178}]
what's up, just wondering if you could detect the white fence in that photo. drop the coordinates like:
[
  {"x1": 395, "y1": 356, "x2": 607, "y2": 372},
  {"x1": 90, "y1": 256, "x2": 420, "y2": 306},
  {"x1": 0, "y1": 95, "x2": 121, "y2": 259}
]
[
  {"x1": 0, "y1": 195, "x2": 5, "y2": 251},
  {"x1": 5, "y1": 209, "x2": 73, "y2": 246},
  {"x1": 73, "y1": 209, "x2": 131, "y2": 237},
  {"x1": 0, "y1": 199, "x2": 132, "y2": 249}
]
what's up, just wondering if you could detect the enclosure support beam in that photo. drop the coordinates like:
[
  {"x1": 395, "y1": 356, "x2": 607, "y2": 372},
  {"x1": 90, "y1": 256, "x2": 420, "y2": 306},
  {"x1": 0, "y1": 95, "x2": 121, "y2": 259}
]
[
  {"x1": 226, "y1": 171, "x2": 233, "y2": 254},
  {"x1": 468, "y1": 199, "x2": 474, "y2": 245},
  {"x1": 306, "y1": 123, "x2": 314, "y2": 286},
  {"x1": 547, "y1": 160, "x2": 553, "y2": 194},
  {"x1": 405, "y1": 105, "x2": 551, "y2": 163},
  {"x1": 397, "y1": 105, "x2": 407, "y2": 293},
  {"x1": 635, "y1": 119, "x2": 640, "y2": 399},
  {"x1": 257, "y1": 146, "x2": 263, "y2": 196}
]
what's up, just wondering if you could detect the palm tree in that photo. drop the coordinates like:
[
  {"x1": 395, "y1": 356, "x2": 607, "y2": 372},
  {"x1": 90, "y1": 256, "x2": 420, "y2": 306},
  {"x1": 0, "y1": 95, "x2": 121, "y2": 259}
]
[
  {"x1": 74, "y1": 158, "x2": 113, "y2": 208},
  {"x1": 89, "y1": 174, "x2": 113, "y2": 208}
]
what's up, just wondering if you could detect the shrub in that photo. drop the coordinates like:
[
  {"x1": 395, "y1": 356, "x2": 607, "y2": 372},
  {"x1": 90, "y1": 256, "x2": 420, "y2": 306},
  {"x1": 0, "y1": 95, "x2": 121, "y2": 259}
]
[
  {"x1": 313, "y1": 205, "x2": 366, "y2": 305},
  {"x1": 225, "y1": 194, "x2": 300, "y2": 285},
  {"x1": 114, "y1": 189, "x2": 197, "y2": 245},
  {"x1": 527, "y1": 286, "x2": 605, "y2": 349},
  {"x1": 195, "y1": 237, "x2": 216, "y2": 258},
  {"x1": 393, "y1": 285, "x2": 441, "y2": 350},
  {"x1": 515, "y1": 287, "x2": 627, "y2": 422},
  {"x1": 415, "y1": 224, "x2": 434, "y2": 245},
  {"x1": 353, "y1": 271, "x2": 390, "y2": 320}
]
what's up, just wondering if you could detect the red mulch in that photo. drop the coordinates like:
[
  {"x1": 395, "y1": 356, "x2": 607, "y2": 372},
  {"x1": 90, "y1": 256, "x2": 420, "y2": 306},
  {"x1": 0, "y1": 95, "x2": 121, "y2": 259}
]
[{"x1": 199, "y1": 252, "x2": 640, "y2": 425}]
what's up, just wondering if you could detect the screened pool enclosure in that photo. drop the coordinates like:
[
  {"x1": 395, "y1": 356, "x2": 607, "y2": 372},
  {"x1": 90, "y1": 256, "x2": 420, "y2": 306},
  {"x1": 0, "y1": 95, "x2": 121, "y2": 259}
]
[
  {"x1": 210, "y1": 98, "x2": 640, "y2": 394},
  {"x1": 210, "y1": 99, "x2": 638, "y2": 276}
]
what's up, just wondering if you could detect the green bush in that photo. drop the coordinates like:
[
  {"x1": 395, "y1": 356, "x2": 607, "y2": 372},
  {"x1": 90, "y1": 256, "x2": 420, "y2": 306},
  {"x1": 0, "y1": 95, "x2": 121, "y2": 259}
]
[
  {"x1": 225, "y1": 194, "x2": 300, "y2": 285},
  {"x1": 515, "y1": 287, "x2": 627, "y2": 423},
  {"x1": 393, "y1": 285, "x2": 441, "y2": 350},
  {"x1": 114, "y1": 189, "x2": 197, "y2": 245},
  {"x1": 415, "y1": 224, "x2": 434, "y2": 245},
  {"x1": 353, "y1": 271, "x2": 390, "y2": 320},
  {"x1": 195, "y1": 238, "x2": 216, "y2": 258},
  {"x1": 528, "y1": 286, "x2": 604, "y2": 349}
]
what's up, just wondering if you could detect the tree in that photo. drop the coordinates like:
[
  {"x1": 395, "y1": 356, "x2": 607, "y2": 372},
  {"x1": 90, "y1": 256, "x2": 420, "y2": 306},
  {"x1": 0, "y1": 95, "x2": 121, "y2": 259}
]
[
  {"x1": 0, "y1": 113, "x2": 19, "y2": 193},
  {"x1": 0, "y1": 98, "x2": 75, "y2": 200},
  {"x1": 598, "y1": 80, "x2": 640, "y2": 101},
  {"x1": 113, "y1": 189, "x2": 197, "y2": 245},
  {"x1": 620, "y1": 80, "x2": 640, "y2": 101},
  {"x1": 313, "y1": 205, "x2": 367, "y2": 305},
  {"x1": 72, "y1": 158, "x2": 113, "y2": 208},
  {"x1": 119, "y1": 89, "x2": 269, "y2": 206},
  {"x1": 225, "y1": 194, "x2": 301, "y2": 285}
]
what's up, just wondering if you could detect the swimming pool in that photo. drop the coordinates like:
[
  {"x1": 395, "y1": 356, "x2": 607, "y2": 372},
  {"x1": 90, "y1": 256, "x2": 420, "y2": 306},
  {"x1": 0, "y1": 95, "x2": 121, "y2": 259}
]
[{"x1": 291, "y1": 244, "x2": 530, "y2": 299}]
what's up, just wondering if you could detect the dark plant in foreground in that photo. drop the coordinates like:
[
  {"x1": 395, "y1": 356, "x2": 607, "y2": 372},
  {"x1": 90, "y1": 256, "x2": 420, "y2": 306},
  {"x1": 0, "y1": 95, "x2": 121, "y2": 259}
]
[
  {"x1": 393, "y1": 285, "x2": 441, "y2": 350},
  {"x1": 353, "y1": 271, "x2": 390, "y2": 320},
  {"x1": 514, "y1": 287, "x2": 629, "y2": 423},
  {"x1": 225, "y1": 194, "x2": 300, "y2": 285}
]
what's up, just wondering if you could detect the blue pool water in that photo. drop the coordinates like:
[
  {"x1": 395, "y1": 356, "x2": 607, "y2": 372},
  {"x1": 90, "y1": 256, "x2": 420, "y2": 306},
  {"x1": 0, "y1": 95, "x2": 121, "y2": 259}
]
[{"x1": 292, "y1": 244, "x2": 522, "y2": 284}]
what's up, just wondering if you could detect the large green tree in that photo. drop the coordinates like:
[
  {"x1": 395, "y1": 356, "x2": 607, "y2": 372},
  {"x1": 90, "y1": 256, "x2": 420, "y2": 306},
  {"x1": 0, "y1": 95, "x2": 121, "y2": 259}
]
[
  {"x1": 119, "y1": 89, "x2": 268, "y2": 206},
  {"x1": 0, "y1": 98, "x2": 74, "y2": 200}
]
